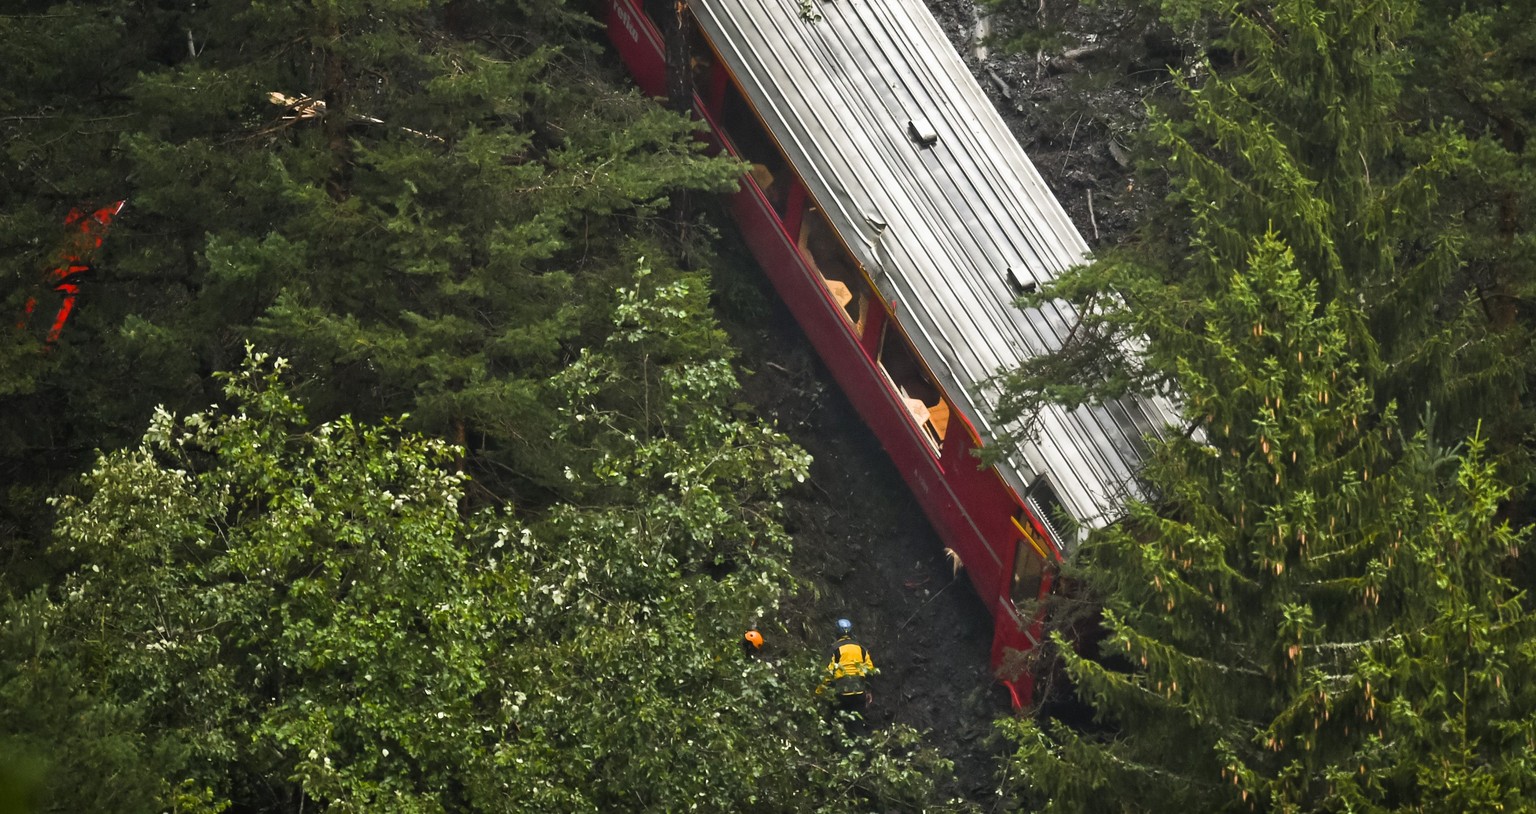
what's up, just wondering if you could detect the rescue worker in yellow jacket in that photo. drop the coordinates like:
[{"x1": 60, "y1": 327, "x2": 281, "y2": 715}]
[{"x1": 822, "y1": 618, "x2": 875, "y2": 710}]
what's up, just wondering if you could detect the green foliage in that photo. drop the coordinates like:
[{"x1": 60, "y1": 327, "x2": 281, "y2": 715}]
[
  {"x1": 0, "y1": 0, "x2": 743, "y2": 593},
  {"x1": 998, "y1": 0, "x2": 1515, "y2": 449},
  {"x1": 1008, "y1": 232, "x2": 1536, "y2": 812},
  {"x1": 976, "y1": 0, "x2": 1079, "y2": 56},
  {"x1": 1403, "y1": 0, "x2": 1536, "y2": 468},
  {"x1": 114, "y1": 0, "x2": 744, "y2": 496},
  {"x1": 34, "y1": 349, "x2": 482, "y2": 811},
  {"x1": 1, "y1": 592, "x2": 169, "y2": 813},
  {"x1": 999, "y1": 0, "x2": 1536, "y2": 810},
  {"x1": 2, "y1": 322, "x2": 951, "y2": 811},
  {"x1": 0, "y1": 0, "x2": 188, "y2": 585},
  {"x1": 0, "y1": 2, "x2": 962, "y2": 809}
]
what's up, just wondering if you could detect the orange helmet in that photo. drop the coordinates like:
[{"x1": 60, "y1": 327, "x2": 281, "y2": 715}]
[{"x1": 744, "y1": 629, "x2": 764, "y2": 649}]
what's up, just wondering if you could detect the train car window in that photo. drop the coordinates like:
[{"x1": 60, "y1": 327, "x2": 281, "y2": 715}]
[
  {"x1": 641, "y1": 0, "x2": 669, "y2": 27},
  {"x1": 719, "y1": 81, "x2": 791, "y2": 214},
  {"x1": 798, "y1": 207, "x2": 875, "y2": 332},
  {"x1": 685, "y1": 17, "x2": 715, "y2": 91},
  {"x1": 1010, "y1": 515, "x2": 1050, "y2": 606},
  {"x1": 876, "y1": 324, "x2": 950, "y2": 452},
  {"x1": 1027, "y1": 479, "x2": 1072, "y2": 549}
]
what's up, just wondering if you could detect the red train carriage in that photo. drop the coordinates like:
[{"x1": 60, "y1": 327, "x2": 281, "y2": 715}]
[{"x1": 605, "y1": 0, "x2": 1176, "y2": 703}]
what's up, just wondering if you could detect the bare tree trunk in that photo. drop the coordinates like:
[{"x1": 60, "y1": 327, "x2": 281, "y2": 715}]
[{"x1": 666, "y1": 1, "x2": 693, "y2": 114}]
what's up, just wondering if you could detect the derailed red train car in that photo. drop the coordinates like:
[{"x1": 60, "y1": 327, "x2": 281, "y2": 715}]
[{"x1": 605, "y1": 0, "x2": 1175, "y2": 703}]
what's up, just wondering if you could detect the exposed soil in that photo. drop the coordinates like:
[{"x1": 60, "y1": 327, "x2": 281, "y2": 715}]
[
  {"x1": 714, "y1": 0, "x2": 1179, "y2": 805},
  {"x1": 722, "y1": 285, "x2": 1009, "y2": 803},
  {"x1": 921, "y1": 0, "x2": 1175, "y2": 250}
]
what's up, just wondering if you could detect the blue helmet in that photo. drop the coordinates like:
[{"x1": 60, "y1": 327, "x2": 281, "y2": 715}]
[{"x1": 836, "y1": 618, "x2": 853, "y2": 636}]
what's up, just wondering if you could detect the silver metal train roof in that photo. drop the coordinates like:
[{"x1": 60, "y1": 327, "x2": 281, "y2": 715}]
[{"x1": 690, "y1": 0, "x2": 1179, "y2": 546}]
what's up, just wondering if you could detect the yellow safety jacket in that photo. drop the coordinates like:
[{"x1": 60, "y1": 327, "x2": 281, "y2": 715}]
[{"x1": 825, "y1": 638, "x2": 874, "y2": 696}]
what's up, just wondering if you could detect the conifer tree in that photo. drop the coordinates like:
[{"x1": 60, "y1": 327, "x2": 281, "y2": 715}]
[
  {"x1": 997, "y1": 0, "x2": 1512, "y2": 443},
  {"x1": 0, "y1": 1, "x2": 741, "y2": 588},
  {"x1": 1402, "y1": 1, "x2": 1536, "y2": 475},
  {"x1": 0, "y1": 1, "x2": 171, "y2": 584},
  {"x1": 998, "y1": 0, "x2": 1536, "y2": 809},
  {"x1": 1005, "y1": 233, "x2": 1536, "y2": 811},
  {"x1": 117, "y1": 0, "x2": 742, "y2": 498}
]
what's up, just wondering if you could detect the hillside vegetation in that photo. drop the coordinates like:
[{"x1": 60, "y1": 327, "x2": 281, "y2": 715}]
[
  {"x1": 4, "y1": 0, "x2": 1536, "y2": 811},
  {"x1": 973, "y1": 0, "x2": 1536, "y2": 810},
  {"x1": 0, "y1": 2, "x2": 956, "y2": 810}
]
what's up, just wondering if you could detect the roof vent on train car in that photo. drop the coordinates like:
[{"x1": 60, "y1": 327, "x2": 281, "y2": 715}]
[
  {"x1": 1006, "y1": 266, "x2": 1037, "y2": 297},
  {"x1": 907, "y1": 117, "x2": 939, "y2": 148}
]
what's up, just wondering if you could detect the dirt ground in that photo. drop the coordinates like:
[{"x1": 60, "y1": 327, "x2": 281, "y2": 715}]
[
  {"x1": 722, "y1": 290, "x2": 1009, "y2": 803},
  {"x1": 716, "y1": 0, "x2": 1175, "y2": 804},
  {"x1": 921, "y1": 0, "x2": 1171, "y2": 250}
]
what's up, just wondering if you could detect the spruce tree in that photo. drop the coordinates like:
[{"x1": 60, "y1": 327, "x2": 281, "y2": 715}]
[
  {"x1": 1005, "y1": 234, "x2": 1536, "y2": 811},
  {"x1": 1401, "y1": 0, "x2": 1536, "y2": 480},
  {"x1": 117, "y1": 0, "x2": 742, "y2": 499},
  {"x1": 0, "y1": 1, "x2": 741, "y2": 589},
  {"x1": 0, "y1": 1, "x2": 172, "y2": 586},
  {"x1": 999, "y1": 0, "x2": 1536, "y2": 809},
  {"x1": 997, "y1": 0, "x2": 1511, "y2": 442}
]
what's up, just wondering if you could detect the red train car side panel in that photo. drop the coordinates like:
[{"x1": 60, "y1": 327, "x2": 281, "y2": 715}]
[
  {"x1": 603, "y1": 0, "x2": 1046, "y2": 698},
  {"x1": 606, "y1": 2, "x2": 667, "y2": 97}
]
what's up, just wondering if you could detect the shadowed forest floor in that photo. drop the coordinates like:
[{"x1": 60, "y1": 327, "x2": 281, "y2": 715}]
[{"x1": 721, "y1": 271, "x2": 1011, "y2": 803}]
